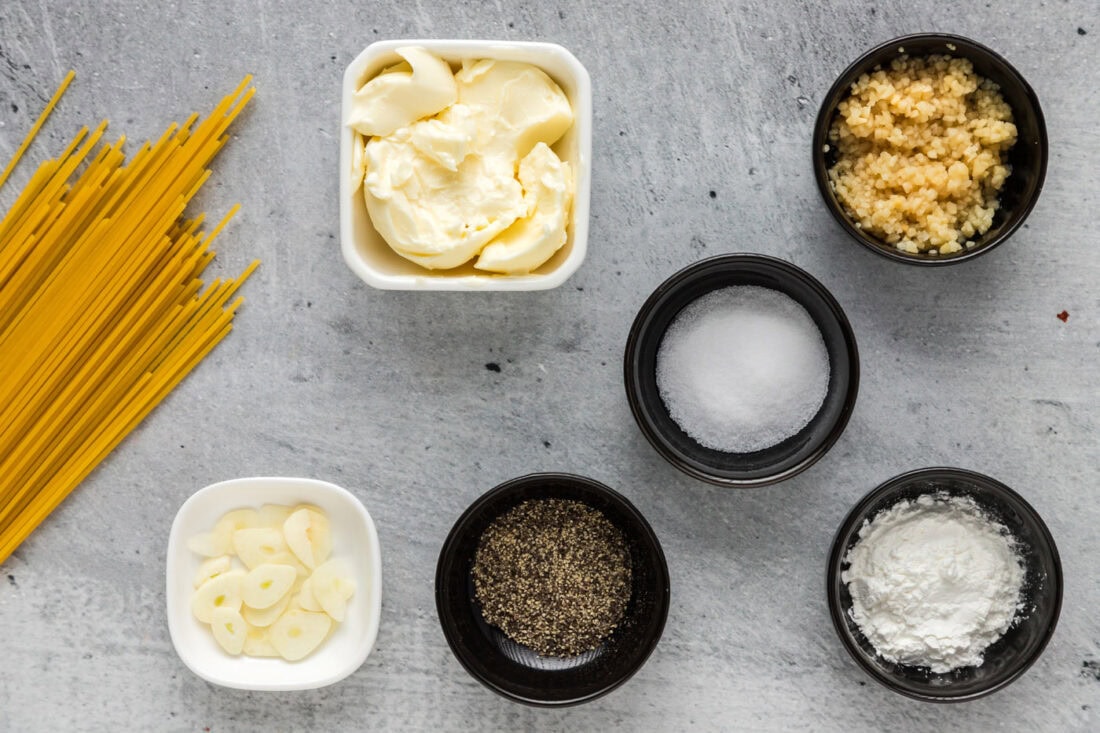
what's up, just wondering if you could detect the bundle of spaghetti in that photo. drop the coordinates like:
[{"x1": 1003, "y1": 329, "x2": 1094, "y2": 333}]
[{"x1": 0, "y1": 72, "x2": 259, "y2": 563}]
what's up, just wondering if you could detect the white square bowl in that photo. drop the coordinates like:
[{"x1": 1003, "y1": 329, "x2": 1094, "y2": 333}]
[
  {"x1": 339, "y1": 39, "x2": 592, "y2": 290},
  {"x1": 166, "y1": 477, "x2": 382, "y2": 691}
]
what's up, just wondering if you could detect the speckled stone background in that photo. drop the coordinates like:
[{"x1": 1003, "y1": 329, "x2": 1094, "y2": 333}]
[{"x1": 0, "y1": 1, "x2": 1096, "y2": 730}]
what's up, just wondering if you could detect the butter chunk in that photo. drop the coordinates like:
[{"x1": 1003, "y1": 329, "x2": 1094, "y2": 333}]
[
  {"x1": 409, "y1": 104, "x2": 478, "y2": 172},
  {"x1": 350, "y1": 132, "x2": 366, "y2": 191},
  {"x1": 456, "y1": 59, "x2": 573, "y2": 158},
  {"x1": 475, "y1": 143, "x2": 573, "y2": 274},
  {"x1": 347, "y1": 47, "x2": 457, "y2": 137},
  {"x1": 364, "y1": 121, "x2": 525, "y2": 269}
]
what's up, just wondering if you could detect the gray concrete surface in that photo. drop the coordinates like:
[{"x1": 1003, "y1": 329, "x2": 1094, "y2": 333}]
[{"x1": 0, "y1": 1, "x2": 1097, "y2": 730}]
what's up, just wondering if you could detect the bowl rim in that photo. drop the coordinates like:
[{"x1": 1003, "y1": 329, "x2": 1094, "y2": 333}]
[
  {"x1": 811, "y1": 32, "x2": 1049, "y2": 266},
  {"x1": 623, "y1": 253, "x2": 860, "y2": 488},
  {"x1": 825, "y1": 466, "x2": 1064, "y2": 702},
  {"x1": 338, "y1": 38, "x2": 593, "y2": 291},
  {"x1": 165, "y1": 476, "x2": 383, "y2": 691},
  {"x1": 434, "y1": 472, "x2": 671, "y2": 707}
]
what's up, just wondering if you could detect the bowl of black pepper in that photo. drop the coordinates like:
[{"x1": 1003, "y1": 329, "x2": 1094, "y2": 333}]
[{"x1": 435, "y1": 473, "x2": 670, "y2": 706}]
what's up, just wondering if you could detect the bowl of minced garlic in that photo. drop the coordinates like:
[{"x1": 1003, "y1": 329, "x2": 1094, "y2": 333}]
[
  {"x1": 827, "y1": 468, "x2": 1062, "y2": 702},
  {"x1": 812, "y1": 34, "x2": 1047, "y2": 264}
]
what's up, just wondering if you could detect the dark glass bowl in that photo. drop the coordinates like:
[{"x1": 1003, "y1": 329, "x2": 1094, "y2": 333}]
[
  {"x1": 827, "y1": 467, "x2": 1062, "y2": 702},
  {"x1": 435, "y1": 473, "x2": 670, "y2": 706},
  {"x1": 812, "y1": 33, "x2": 1048, "y2": 265},
  {"x1": 624, "y1": 254, "x2": 859, "y2": 487}
]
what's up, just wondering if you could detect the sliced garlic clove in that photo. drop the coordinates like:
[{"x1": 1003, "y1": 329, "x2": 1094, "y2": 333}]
[
  {"x1": 283, "y1": 508, "x2": 332, "y2": 570},
  {"x1": 210, "y1": 606, "x2": 248, "y2": 655},
  {"x1": 242, "y1": 626, "x2": 280, "y2": 657},
  {"x1": 310, "y1": 559, "x2": 355, "y2": 622},
  {"x1": 269, "y1": 609, "x2": 332, "y2": 661},
  {"x1": 192, "y1": 555, "x2": 232, "y2": 587},
  {"x1": 186, "y1": 531, "x2": 227, "y2": 557},
  {"x1": 242, "y1": 591, "x2": 291, "y2": 628},
  {"x1": 267, "y1": 551, "x2": 309, "y2": 578},
  {"x1": 334, "y1": 576, "x2": 358, "y2": 600},
  {"x1": 232, "y1": 527, "x2": 287, "y2": 570},
  {"x1": 213, "y1": 508, "x2": 260, "y2": 554},
  {"x1": 296, "y1": 576, "x2": 323, "y2": 612},
  {"x1": 191, "y1": 569, "x2": 246, "y2": 624},
  {"x1": 258, "y1": 503, "x2": 292, "y2": 530},
  {"x1": 241, "y1": 563, "x2": 297, "y2": 610}
]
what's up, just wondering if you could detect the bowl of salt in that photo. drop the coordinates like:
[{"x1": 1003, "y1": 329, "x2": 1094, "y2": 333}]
[{"x1": 624, "y1": 254, "x2": 858, "y2": 487}]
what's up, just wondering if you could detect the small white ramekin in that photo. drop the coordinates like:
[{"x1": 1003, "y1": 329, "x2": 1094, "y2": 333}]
[
  {"x1": 339, "y1": 39, "x2": 592, "y2": 291},
  {"x1": 165, "y1": 477, "x2": 382, "y2": 691}
]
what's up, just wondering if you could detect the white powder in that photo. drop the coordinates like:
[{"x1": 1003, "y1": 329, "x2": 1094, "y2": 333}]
[
  {"x1": 842, "y1": 493, "x2": 1025, "y2": 673},
  {"x1": 655, "y1": 285, "x2": 830, "y2": 453}
]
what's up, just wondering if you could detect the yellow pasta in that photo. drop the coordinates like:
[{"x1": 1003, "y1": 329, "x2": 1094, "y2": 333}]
[{"x1": 0, "y1": 72, "x2": 258, "y2": 562}]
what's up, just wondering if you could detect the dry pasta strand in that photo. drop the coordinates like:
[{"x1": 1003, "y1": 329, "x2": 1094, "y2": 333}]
[
  {"x1": 0, "y1": 69, "x2": 75, "y2": 191},
  {"x1": 0, "y1": 73, "x2": 259, "y2": 563}
]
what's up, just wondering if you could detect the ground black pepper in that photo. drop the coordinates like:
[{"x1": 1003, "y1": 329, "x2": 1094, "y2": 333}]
[{"x1": 472, "y1": 499, "x2": 632, "y2": 657}]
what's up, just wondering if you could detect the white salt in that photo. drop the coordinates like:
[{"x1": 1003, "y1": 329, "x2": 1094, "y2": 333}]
[{"x1": 655, "y1": 285, "x2": 830, "y2": 453}]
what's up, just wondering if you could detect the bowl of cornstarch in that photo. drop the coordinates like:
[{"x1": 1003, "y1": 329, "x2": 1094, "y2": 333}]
[
  {"x1": 624, "y1": 254, "x2": 858, "y2": 487},
  {"x1": 435, "y1": 473, "x2": 670, "y2": 706},
  {"x1": 827, "y1": 467, "x2": 1062, "y2": 702}
]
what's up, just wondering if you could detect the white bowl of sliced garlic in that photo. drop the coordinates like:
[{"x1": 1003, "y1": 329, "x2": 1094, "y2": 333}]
[
  {"x1": 339, "y1": 39, "x2": 592, "y2": 290},
  {"x1": 166, "y1": 477, "x2": 382, "y2": 690}
]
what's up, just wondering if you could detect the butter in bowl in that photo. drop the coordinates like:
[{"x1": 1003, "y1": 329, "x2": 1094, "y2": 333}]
[{"x1": 339, "y1": 40, "x2": 592, "y2": 290}]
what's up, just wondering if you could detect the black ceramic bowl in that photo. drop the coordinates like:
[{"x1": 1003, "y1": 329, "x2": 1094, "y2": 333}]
[
  {"x1": 435, "y1": 473, "x2": 670, "y2": 707},
  {"x1": 827, "y1": 467, "x2": 1062, "y2": 702},
  {"x1": 624, "y1": 254, "x2": 859, "y2": 487},
  {"x1": 812, "y1": 33, "x2": 1048, "y2": 265}
]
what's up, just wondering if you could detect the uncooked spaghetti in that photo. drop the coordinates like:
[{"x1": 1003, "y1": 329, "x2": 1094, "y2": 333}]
[{"x1": 0, "y1": 72, "x2": 258, "y2": 563}]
